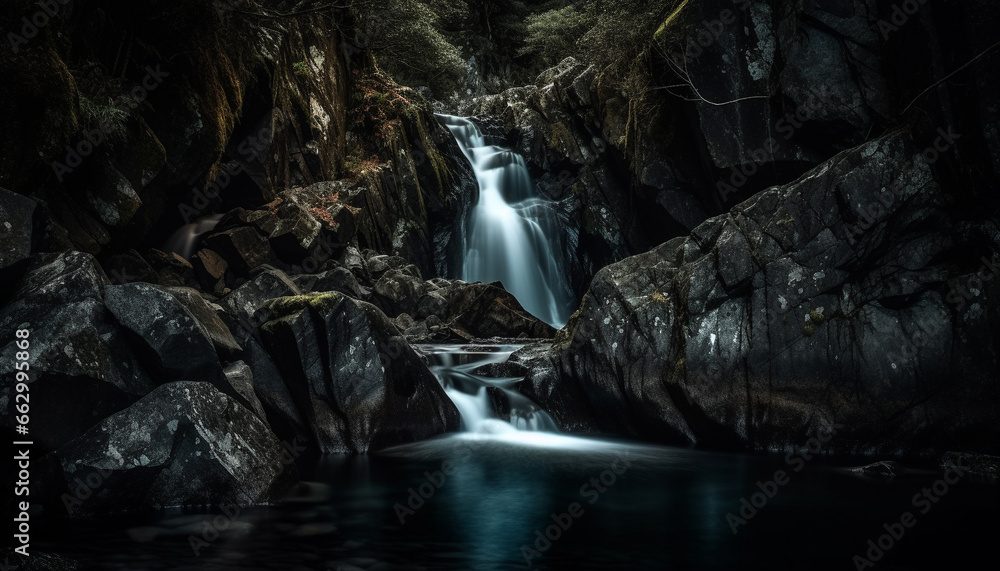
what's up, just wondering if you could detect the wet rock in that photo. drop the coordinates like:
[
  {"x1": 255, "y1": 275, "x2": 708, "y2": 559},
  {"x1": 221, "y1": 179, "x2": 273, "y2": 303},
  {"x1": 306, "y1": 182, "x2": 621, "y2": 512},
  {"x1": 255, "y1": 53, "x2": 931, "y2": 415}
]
[
  {"x1": 365, "y1": 253, "x2": 419, "y2": 283},
  {"x1": 372, "y1": 268, "x2": 431, "y2": 317},
  {"x1": 84, "y1": 165, "x2": 142, "y2": 228},
  {"x1": 46, "y1": 382, "x2": 296, "y2": 514},
  {"x1": 544, "y1": 133, "x2": 1000, "y2": 454},
  {"x1": 191, "y1": 248, "x2": 229, "y2": 295},
  {"x1": 241, "y1": 333, "x2": 308, "y2": 444},
  {"x1": 269, "y1": 196, "x2": 323, "y2": 261},
  {"x1": 220, "y1": 266, "x2": 302, "y2": 332},
  {"x1": 941, "y1": 452, "x2": 1000, "y2": 483},
  {"x1": 0, "y1": 548, "x2": 80, "y2": 570},
  {"x1": 257, "y1": 292, "x2": 460, "y2": 453},
  {"x1": 513, "y1": 345, "x2": 602, "y2": 434},
  {"x1": 850, "y1": 461, "x2": 907, "y2": 481},
  {"x1": 217, "y1": 206, "x2": 280, "y2": 237},
  {"x1": 429, "y1": 281, "x2": 556, "y2": 339}
]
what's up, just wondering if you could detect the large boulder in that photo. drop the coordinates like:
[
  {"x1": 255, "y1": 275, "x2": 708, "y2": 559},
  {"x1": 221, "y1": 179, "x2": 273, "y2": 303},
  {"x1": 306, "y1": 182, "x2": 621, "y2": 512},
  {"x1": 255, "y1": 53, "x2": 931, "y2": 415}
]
[
  {"x1": 544, "y1": 133, "x2": 1000, "y2": 455},
  {"x1": 257, "y1": 292, "x2": 460, "y2": 453},
  {"x1": 0, "y1": 253, "x2": 154, "y2": 451},
  {"x1": 104, "y1": 282, "x2": 266, "y2": 418},
  {"x1": 421, "y1": 280, "x2": 557, "y2": 340},
  {"x1": 44, "y1": 382, "x2": 296, "y2": 515},
  {"x1": 104, "y1": 283, "x2": 227, "y2": 386}
]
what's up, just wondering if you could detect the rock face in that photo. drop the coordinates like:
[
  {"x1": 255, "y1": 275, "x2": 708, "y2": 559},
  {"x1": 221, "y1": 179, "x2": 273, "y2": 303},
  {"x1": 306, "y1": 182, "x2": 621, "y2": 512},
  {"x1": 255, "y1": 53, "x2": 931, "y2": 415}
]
[
  {"x1": 257, "y1": 292, "x2": 460, "y2": 453},
  {"x1": 45, "y1": 382, "x2": 296, "y2": 515},
  {"x1": 466, "y1": 1, "x2": 1000, "y2": 303},
  {"x1": 538, "y1": 133, "x2": 1000, "y2": 455}
]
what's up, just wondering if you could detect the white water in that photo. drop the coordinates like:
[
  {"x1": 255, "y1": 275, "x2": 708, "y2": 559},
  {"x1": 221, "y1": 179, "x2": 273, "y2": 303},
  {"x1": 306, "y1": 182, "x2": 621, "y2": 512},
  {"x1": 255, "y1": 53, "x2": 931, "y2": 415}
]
[
  {"x1": 418, "y1": 345, "x2": 559, "y2": 435},
  {"x1": 437, "y1": 115, "x2": 573, "y2": 329},
  {"x1": 163, "y1": 214, "x2": 224, "y2": 259}
]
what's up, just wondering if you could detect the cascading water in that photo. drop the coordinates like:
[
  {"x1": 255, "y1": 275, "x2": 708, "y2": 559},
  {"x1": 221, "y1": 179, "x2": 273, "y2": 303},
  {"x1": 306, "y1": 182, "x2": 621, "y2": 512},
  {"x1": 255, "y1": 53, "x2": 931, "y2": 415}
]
[
  {"x1": 162, "y1": 214, "x2": 224, "y2": 259},
  {"x1": 417, "y1": 344, "x2": 559, "y2": 435},
  {"x1": 437, "y1": 114, "x2": 573, "y2": 329}
]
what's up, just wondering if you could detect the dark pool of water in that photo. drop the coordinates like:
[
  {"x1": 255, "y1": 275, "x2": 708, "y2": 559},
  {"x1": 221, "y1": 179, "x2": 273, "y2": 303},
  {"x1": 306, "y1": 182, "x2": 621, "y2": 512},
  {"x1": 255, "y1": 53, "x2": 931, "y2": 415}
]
[{"x1": 34, "y1": 434, "x2": 998, "y2": 570}]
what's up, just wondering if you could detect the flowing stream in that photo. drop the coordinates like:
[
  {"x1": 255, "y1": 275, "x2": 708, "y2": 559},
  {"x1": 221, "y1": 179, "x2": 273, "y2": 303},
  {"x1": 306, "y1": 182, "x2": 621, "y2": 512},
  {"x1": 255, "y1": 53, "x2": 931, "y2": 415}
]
[
  {"x1": 437, "y1": 114, "x2": 573, "y2": 329},
  {"x1": 416, "y1": 344, "x2": 560, "y2": 434}
]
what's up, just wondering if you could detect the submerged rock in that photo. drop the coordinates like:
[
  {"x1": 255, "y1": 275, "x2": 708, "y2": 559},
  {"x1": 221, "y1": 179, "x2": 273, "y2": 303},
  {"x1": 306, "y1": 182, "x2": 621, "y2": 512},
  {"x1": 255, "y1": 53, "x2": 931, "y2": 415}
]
[{"x1": 849, "y1": 461, "x2": 907, "y2": 481}]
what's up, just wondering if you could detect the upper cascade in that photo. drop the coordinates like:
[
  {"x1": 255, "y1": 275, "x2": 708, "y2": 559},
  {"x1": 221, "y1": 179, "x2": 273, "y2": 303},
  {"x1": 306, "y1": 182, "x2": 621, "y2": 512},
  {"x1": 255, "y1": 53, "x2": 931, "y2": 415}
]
[{"x1": 438, "y1": 114, "x2": 573, "y2": 329}]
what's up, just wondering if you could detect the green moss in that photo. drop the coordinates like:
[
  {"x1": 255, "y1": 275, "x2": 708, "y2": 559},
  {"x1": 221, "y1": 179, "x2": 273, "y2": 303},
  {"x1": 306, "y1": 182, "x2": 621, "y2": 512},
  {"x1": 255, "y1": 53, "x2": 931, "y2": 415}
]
[
  {"x1": 653, "y1": 0, "x2": 691, "y2": 43},
  {"x1": 293, "y1": 61, "x2": 311, "y2": 77},
  {"x1": 261, "y1": 292, "x2": 344, "y2": 320},
  {"x1": 803, "y1": 323, "x2": 815, "y2": 337},
  {"x1": 809, "y1": 310, "x2": 825, "y2": 323}
]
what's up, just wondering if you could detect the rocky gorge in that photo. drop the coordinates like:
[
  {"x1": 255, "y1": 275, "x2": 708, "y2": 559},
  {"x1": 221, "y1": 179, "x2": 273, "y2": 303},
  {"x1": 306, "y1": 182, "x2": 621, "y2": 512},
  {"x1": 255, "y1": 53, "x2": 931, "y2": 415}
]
[{"x1": 1, "y1": 0, "x2": 999, "y2": 568}]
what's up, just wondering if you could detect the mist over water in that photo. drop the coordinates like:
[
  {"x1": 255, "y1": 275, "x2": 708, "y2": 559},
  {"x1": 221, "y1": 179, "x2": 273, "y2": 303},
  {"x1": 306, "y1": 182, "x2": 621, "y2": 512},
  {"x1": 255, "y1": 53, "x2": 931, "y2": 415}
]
[{"x1": 438, "y1": 114, "x2": 573, "y2": 329}]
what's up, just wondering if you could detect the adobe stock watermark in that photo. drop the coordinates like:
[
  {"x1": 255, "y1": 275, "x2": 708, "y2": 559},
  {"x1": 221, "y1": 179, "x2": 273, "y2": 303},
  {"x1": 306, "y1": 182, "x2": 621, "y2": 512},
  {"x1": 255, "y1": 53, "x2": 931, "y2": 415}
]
[
  {"x1": 844, "y1": 127, "x2": 960, "y2": 245},
  {"x1": 180, "y1": 111, "x2": 293, "y2": 223},
  {"x1": 717, "y1": 84, "x2": 834, "y2": 204},
  {"x1": 884, "y1": 301, "x2": 950, "y2": 377},
  {"x1": 393, "y1": 440, "x2": 474, "y2": 524},
  {"x1": 667, "y1": 0, "x2": 752, "y2": 67},
  {"x1": 520, "y1": 450, "x2": 634, "y2": 567},
  {"x1": 876, "y1": 0, "x2": 930, "y2": 40},
  {"x1": 851, "y1": 458, "x2": 969, "y2": 570},
  {"x1": 187, "y1": 437, "x2": 306, "y2": 556},
  {"x1": 60, "y1": 467, "x2": 114, "y2": 515},
  {"x1": 51, "y1": 64, "x2": 171, "y2": 181},
  {"x1": 726, "y1": 424, "x2": 843, "y2": 533},
  {"x1": 945, "y1": 250, "x2": 1000, "y2": 311},
  {"x1": 7, "y1": 0, "x2": 70, "y2": 54},
  {"x1": 341, "y1": 17, "x2": 387, "y2": 67}
]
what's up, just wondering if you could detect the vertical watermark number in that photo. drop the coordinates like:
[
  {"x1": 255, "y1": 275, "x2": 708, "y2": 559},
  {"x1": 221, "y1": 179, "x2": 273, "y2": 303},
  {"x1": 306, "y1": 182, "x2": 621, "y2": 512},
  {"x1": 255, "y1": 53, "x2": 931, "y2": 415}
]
[{"x1": 12, "y1": 328, "x2": 32, "y2": 557}]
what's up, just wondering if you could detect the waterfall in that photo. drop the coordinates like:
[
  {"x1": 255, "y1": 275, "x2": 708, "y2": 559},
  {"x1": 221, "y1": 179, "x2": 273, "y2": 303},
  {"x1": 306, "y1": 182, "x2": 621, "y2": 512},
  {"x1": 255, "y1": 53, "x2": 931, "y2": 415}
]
[
  {"x1": 419, "y1": 345, "x2": 559, "y2": 434},
  {"x1": 437, "y1": 115, "x2": 573, "y2": 329},
  {"x1": 162, "y1": 214, "x2": 224, "y2": 260}
]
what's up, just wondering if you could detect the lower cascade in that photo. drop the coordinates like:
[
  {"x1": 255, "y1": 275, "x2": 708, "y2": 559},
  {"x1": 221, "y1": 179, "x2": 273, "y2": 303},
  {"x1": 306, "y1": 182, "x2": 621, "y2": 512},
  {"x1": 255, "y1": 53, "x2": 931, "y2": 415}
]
[
  {"x1": 437, "y1": 114, "x2": 574, "y2": 329},
  {"x1": 417, "y1": 344, "x2": 559, "y2": 434}
]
